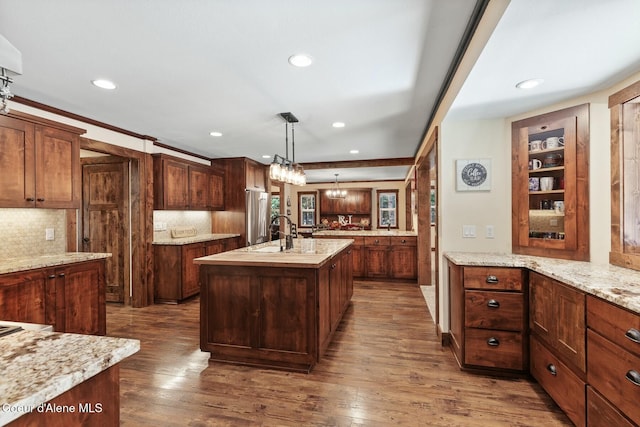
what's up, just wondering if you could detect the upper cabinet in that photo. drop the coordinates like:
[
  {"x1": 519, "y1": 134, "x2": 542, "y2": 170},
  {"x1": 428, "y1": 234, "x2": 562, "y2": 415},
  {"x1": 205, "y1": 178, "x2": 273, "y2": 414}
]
[
  {"x1": 319, "y1": 189, "x2": 372, "y2": 215},
  {"x1": 511, "y1": 104, "x2": 590, "y2": 261},
  {"x1": 609, "y1": 80, "x2": 640, "y2": 271},
  {"x1": 153, "y1": 154, "x2": 224, "y2": 210},
  {"x1": 245, "y1": 160, "x2": 266, "y2": 191},
  {"x1": 0, "y1": 113, "x2": 83, "y2": 209}
]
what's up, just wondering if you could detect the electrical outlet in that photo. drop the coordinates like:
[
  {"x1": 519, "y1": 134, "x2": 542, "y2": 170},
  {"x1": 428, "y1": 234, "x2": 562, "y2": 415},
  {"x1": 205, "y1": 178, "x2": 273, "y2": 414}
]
[
  {"x1": 462, "y1": 225, "x2": 476, "y2": 238},
  {"x1": 45, "y1": 228, "x2": 55, "y2": 241},
  {"x1": 486, "y1": 225, "x2": 495, "y2": 239},
  {"x1": 550, "y1": 219, "x2": 558, "y2": 226}
]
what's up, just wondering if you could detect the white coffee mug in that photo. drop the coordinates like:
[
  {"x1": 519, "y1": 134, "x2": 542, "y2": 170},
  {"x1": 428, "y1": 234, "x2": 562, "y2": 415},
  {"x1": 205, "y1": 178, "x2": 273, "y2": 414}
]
[
  {"x1": 540, "y1": 177, "x2": 554, "y2": 191},
  {"x1": 529, "y1": 140, "x2": 542, "y2": 151},
  {"x1": 543, "y1": 136, "x2": 564, "y2": 149},
  {"x1": 529, "y1": 159, "x2": 542, "y2": 170},
  {"x1": 553, "y1": 201, "x2": 565, "y2": 214}
]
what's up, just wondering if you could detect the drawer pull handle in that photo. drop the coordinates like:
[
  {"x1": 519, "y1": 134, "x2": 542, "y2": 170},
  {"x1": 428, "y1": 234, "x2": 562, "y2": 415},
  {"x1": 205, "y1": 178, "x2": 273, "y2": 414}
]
[
  {"x1": 486, "y1": 337, "x2": 500, "y2": 347},
  {"x1": 625, "y1": 328, "x2": 640, "y2": 344},
  {"x1": 486, "y1": 275, "x2": 499, "y2": 284},
  {"x1": 48, "y1": 274, "x2": 56, "y2": 279},
  {"x1": 331, "y1": 263, "x2": 337, "y2": 269},
  {"x1": 401, "y1": 239, "x2": 406, "y2": 243},
  {"x1": 546, "y1": 364, "x2": 557, "y2": 376},
  {"x1": 626, "y1": 370, "x2": 640, "y2": 386},
  {"x1": 374, "y1": 239, "x2": 379, "y2": 244},
  {"x1": 487, "y1": 299, "x2": 500, "y2": 309}
]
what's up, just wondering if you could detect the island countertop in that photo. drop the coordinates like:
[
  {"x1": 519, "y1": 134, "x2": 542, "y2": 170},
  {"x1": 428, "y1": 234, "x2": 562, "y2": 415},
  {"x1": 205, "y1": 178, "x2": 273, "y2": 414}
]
[
  {"x1": 444, "y1": 251, "x2": 640, "y2": 314},
  {"x1": 312, "y1": 230, "x2": 417, "y2": 237},
  {"x1": 194, "y1": 238, "x2": 353, "y2": 268},
  {"x1": 0, "y1": 329, "x2": 139, "y2": 425},
  {"x1": 0, "y1": 252, "x2": 111, "y2": 276},
  {"x1": 152, "y1": 233, "x2": 240, "y2": 246}
]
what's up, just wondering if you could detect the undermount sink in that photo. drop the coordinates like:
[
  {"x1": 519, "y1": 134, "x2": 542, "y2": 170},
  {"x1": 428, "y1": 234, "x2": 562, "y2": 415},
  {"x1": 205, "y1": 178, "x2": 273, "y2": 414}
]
[{"x1": 252, "y1": 246, "x2": 283, "y2": 253}]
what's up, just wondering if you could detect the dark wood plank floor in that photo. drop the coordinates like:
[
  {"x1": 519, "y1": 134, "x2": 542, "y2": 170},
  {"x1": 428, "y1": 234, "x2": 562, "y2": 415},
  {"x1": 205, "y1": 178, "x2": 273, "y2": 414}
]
[{"x1": 107, "y1": 281, "x2": 572, "y2": 426}]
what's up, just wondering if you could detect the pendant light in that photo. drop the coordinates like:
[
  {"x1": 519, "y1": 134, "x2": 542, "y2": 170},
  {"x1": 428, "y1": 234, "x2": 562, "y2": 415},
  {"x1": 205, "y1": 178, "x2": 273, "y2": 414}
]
[
  {"x1": 326, "y1": 174, "x2": 347, "y2": 199},
  {"x1": 269, "y1": 112, "x2": 306, "y2": 186}
]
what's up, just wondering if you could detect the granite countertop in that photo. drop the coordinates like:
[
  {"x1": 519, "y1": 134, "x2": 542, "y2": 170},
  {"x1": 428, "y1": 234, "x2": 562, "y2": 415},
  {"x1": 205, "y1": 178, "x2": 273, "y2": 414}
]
[
  {"x1": 152, "y1": 233, "x2": 240, "y2": 245},
  {"x1": 444, "y1": 251, "x2": 640, "y2": 314},
  {"x1": 0, "y1": 252, "x2": 112, "y2": 276},
  {"x1": 312, "y1": 230, "x2": 417, "y2": 237},
  {"x1": 194, "y1": 238, "x2": 353, "y2": 268},
  {"x1": 0, "y1": 329, "x2": 139, "y2": 425}
]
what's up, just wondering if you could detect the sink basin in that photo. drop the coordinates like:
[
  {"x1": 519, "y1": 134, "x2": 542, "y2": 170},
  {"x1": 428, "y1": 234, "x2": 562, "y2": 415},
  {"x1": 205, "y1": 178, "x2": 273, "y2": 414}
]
[{"x1": 252, "y1": 246, "x2": 283, "y2": 253}]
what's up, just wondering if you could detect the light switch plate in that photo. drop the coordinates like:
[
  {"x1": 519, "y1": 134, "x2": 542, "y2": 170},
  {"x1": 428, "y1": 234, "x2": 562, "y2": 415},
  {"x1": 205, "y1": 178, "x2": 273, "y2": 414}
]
[
  {"x1": 462, "y1": 225, "x2": 476, "y2": 238},
  {"x1": 45, "y1": 228, "x2": 55, "y2": 241},
  {"x1": 486, "y1": 225, "x2": 495, "y2": 239}
]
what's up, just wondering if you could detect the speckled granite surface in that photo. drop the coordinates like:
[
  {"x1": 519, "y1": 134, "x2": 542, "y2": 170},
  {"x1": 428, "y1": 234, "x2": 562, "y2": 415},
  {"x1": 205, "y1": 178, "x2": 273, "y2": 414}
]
[
  {"x1": 444, "y1": 252, "x2": 640, "y2": 314},
  {"x1": 194, "y1": 238, "x2": 353, "y2": 268},
  {"x1": 312, "y1": 230, "x2": 417, "y2": 237},
  {"x1": 0, "y1": 252, "x2": 111, "y2": 275},
  {"x1": 152, "y1": 233, "x2": 240, "y2": 245},
  {"x1": 0, "y1": 330, "x2": 139, "y2": 425}
]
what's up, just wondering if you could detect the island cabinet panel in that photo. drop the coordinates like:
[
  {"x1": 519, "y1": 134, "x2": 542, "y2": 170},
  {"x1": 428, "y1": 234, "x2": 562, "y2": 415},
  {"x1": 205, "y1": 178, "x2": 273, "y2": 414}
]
[
  {"x1": 447, "y1": 260, "x2": 528, "y2": 373},
  {"x1": 389, "y1": 237, "x2": 417, "y2": 280},
  {"x1": 586, "y1": 386, "x2": 635, "y2": 427},
  {"x1": 199, "y1": 244, "x2": 353, "y2": 372},
  {"x1": 0, "y1": 260, "x2": 105, "y2": 335}
]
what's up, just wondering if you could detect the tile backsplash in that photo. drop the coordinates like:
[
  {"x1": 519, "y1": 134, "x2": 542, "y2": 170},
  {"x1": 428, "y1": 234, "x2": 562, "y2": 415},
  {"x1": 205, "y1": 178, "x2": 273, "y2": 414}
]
[
  {"x1": 0, "y1": 209, "x2": 67, "y2": 259},
  {"x1": 153, "y1": 210, "x2": 211, "y2": 240}
]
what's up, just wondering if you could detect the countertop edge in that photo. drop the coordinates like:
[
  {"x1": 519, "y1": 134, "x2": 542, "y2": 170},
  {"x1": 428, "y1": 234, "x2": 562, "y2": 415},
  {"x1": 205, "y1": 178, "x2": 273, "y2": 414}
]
[
  {"x1": 0, "y1": 253, "x2": 112, "y2": 276},
  {"x1": 152, "y1": 233, "x2": 241, "y2": 245}
]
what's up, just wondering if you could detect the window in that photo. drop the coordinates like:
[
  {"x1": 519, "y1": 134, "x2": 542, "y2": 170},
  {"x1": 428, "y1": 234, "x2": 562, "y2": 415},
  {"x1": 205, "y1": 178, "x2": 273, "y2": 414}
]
[
  {"x1": 298, "y1": 192, "x2": 316, "y2": 227},
  {"x1": 270, "y1": 194, "x2": 280, "y2": 225},
  {"x1": 377, "y1": 190, "x2": 398, "y2": 228}
]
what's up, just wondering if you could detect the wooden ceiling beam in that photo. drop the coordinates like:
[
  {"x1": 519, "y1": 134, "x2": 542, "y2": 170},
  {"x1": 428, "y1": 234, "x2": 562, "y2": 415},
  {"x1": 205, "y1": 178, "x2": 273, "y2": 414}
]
[{"x1": 299, "y1": 157, "x2": 414, "y2": 170}]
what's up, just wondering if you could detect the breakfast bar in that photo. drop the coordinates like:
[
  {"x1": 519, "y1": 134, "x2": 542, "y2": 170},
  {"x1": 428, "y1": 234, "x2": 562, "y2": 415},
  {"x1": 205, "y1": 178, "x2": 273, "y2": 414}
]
[{"x1": 194, "y1": 238, "x2": 353, "y2": 373}]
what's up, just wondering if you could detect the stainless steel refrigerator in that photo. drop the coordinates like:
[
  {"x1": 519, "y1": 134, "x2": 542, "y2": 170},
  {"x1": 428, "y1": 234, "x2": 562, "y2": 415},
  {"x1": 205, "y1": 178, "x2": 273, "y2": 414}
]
[{"x1": 245, "y1": 189, "x2": 269, "y2": 246}]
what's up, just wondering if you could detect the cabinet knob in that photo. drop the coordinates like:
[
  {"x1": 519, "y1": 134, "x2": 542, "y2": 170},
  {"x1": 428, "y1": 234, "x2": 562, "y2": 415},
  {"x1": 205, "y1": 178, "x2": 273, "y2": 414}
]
[
  {"x1": 485, "y1": 275, "x2": 499, "y2": 284},
  {"x1": 58, "y1": 273, "x2": 65, "y2": 278},
  {"x1": 37, "y1": 198, "x2": 45, "y2": 202},
  {"x1": 374, "y1": 239, "x2": 379, "y2": 244},
  {"x1": 331, "y1": 263, "x2": 337, "y2": 269},
  {"x1": 487, "y1": 299, "x2": 500, "y2": 309},
  {"x1": 48, "y1": 274, "x2": 56, "y2": 279},
  {"x1": 401, "y1": 239, "x2": 406, "y2": 243},
  {"x1": 626, "y1": 370, "x2": 640, "y2": 387},
  {"x1": 546, "y1": 364, "x2": 557, "y2": 376},
  {"x1": 625, "y1": 328, "x2": 640, "y2": 344},
  {"x1": 26, "y1": 197, "x2": 35, "y2": 202},
  {"x1": 486, "y1": 337, "x2": 500, "y2": 347}
]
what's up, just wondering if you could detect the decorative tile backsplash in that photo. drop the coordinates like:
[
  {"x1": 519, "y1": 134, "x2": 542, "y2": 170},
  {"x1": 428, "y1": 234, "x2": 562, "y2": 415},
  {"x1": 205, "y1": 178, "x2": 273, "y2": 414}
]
[
  {"x1": 153, "y1": 210, "x2": 211, "y2": 241},
  {"x1": 0, "y1": 209, "x2": 67, "y2": 259}
]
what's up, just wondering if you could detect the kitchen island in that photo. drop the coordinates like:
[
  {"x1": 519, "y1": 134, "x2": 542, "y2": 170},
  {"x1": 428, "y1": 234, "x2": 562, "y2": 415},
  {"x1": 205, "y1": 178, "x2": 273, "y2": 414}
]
[
  {"x1": 0, "y1": 328, "x2": 139, "y2": 426},
  {"x1": 194, "y1": 238, "x2": 353, "y2": 373}
]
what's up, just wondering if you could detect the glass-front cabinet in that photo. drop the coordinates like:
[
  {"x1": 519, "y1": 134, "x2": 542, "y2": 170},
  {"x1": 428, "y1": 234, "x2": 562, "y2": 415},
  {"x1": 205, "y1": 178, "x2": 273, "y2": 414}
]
[{"x1": 511, "y1": 104, "x2": 589, "y2": 261}]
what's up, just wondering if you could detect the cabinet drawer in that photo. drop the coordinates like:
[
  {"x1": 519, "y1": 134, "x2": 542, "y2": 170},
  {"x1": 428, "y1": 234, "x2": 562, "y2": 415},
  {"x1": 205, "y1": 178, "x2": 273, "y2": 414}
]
[
  {"x1": 587, "y1": 386, "x2": 635, "y2": 427},
  {"x1": 364, "y1": 236, "x2": 390, "y2": 246},
  {"x1": 587, "y1": 295, "x2": 640, "y2": 357},
  {"x1": 587, "y1": 329, "x2": 640, "y2": 424},
  {"x1": 389, "y1": 236, "x2": 416, "y2": 246},
  {"x1": 464, "y1": 328, "x2": 524, "y2": 370},
  {"x1": 464, "y1": 291, "x2": 524, "y2": 331},
  {"x1": 530, "y1": 336, "x2": 585, "y2": 427},
  {"x1": 463, "y1": 267, "x2": 523, "y2": 291},
  {"x1": 350, "y1": 236, "x2": 365, "y2": 246}
]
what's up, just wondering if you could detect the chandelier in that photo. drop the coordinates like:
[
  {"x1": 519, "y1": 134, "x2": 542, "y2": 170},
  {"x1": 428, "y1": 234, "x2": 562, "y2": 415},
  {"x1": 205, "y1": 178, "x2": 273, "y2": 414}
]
[
  {"x1": 269, "y1": 112, "x2": 306, "y2": 186},
  {"x1": 0, "y1": 34, "x2": 23, "y2": 115},
  {"x1": 326, "y1": 174, "x2": 347, "y2": 199}
]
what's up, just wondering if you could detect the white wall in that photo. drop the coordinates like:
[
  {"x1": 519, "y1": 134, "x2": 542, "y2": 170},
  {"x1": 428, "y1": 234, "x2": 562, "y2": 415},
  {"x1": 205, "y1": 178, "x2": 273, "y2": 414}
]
[{"x1": 436, "y1": 70, "x2": 640, "y2": 333}]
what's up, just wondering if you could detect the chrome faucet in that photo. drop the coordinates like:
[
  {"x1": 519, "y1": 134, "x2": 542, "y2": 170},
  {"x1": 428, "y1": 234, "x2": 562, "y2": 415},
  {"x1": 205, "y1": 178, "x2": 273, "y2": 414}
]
[{"x1": 270, "y1": 215, "x2": 294, "y2": 250}]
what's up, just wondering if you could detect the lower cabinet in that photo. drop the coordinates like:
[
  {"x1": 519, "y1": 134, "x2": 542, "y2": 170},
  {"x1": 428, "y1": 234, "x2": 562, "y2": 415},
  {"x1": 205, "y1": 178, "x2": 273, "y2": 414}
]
[
  {"x1": 0, "y1": 259, "x2": 106, "y2": 335},
  {"x1": 447, "y1": 261, "x2": 528, "y2": 372},
  {"x1": 154, "y1": 239, "x2": 228, "y2": 304}
]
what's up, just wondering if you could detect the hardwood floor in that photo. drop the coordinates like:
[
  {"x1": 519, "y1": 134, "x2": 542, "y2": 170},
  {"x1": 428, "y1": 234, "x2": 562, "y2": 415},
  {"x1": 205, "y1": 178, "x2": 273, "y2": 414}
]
[{"x1": 107, "y1": 281, "x2": 572, "y2": 426}]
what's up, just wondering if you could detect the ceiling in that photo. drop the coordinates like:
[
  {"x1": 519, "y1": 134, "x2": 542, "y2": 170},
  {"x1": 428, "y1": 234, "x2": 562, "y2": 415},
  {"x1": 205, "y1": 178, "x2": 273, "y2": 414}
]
[{"x1": 1, "y1": 0, "x2": 640, "y2": 184}]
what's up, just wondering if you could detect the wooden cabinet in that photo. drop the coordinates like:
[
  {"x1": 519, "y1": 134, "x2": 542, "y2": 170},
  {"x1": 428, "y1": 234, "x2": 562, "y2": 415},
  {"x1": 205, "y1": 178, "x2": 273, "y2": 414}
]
[
  {"x1": 246, "y1": 160, "x2": 266, "y2": 191},
  {"x1": 511, "y1": 104, "x2": 589, "y2": 261},
  {"x1": 0, "y1": 114, "x2": 83, "y2": 209},
  {"x1": 0, "y1": 260, "x2": 106, "y2": 335},
  {"x1": 319, "y1": 189, "x2": 372, "y2": 215},
  {"x1": 447, "y1": 262, "x2": 528, "y2": 372},
  {"x1": 349, "y1": 236, "x2": 364, "y2": 278},
  {"x1": 586, "y1": 296, "x2": 640, "y2": 425},
  {"x1": 153, "y1": 154, "x2": 224, "y2": 210},
  {"x1": 153, "y1": 239, "x2": 229, "y2": 303},
  {"x1": 364, "y1": 236, "x2": 390, "y2": 278},
  {"x1": 199, "y1": 244, "x2": 353, "y2": 372}
]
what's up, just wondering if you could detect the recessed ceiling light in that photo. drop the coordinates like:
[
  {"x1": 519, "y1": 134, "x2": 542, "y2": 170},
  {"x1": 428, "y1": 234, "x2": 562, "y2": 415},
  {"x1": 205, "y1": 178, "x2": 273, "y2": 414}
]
[
  {"x1": 515, "y1": 78, "x2": 544, "y2": 89},
  {"x1": 91, "y1": 79, "x2": 116, "y2": 90},
  {"x1": 350, "y1": 149, "x2": 359, "y2": 154},
  {"x1": 262, "y1": 154, "x2": 272, "y2": 159},
  {"x1": 209, "y1": 131, "x2": 223, "y2": 137},
  {"x1": 288, "y1": 54, "x2": 313, "y2": 68},
  {"x1": 332, "y1": 122, "x2": 345, "y2": 128}
]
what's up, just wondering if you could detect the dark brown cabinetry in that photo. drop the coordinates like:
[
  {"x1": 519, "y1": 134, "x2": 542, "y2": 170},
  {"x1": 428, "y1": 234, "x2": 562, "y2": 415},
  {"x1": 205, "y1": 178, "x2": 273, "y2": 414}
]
[
  {"x1": 511, "y1": 104, "x2": 589, "y2": 261},
  {"x1": 364, "y1": 236, "x2": 417, "y2": 280},
  {"x1": 153, "y1": 154, "x2": 224, "y2": 210},
  {"x1": 153, "y1": 239, "x2": 231, "y2": 303},
  {"x1": 0, "y1": 260, "x2": 106, "y2": 335},
  {"x1": 586, "y1": 296, "x2": 640, "y2": 426},
  {"x1": 0, "y1": 114, "x2": 83, "y2": 209},
  {"x1": 199, "y1": 244, "x2": 353, "y2": 372},
  {"x1": 319, "y1": 189, "x2": 372, "y2": 215},
  {"x1": 529, "y1": 271, "x2": 586, "y2": 426},
  {"x1": 447, "y1": 262, "x2": 528, "y2": 372}
]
